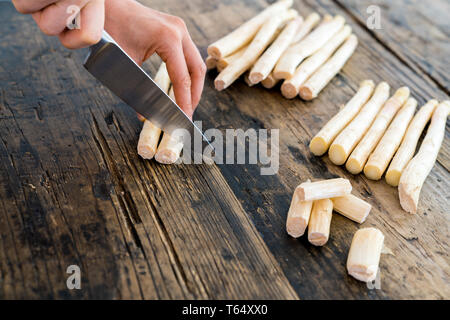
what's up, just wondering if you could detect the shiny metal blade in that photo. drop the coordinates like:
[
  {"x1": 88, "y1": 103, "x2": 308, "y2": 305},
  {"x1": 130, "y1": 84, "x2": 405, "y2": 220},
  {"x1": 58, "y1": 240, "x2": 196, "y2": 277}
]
[{"x1": 83, "y1": 31, "x2": 213, "y2": 151}]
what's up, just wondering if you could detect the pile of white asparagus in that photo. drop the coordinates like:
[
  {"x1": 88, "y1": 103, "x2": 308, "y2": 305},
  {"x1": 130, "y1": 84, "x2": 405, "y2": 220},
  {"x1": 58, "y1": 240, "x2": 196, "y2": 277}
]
[
  {"x1": 137, "y1": 62, "x2": 184, "y2": 164},
  {"x1": 206, "y1": 0, "x2": 358, "y2": 100},
  {"x1": 286, "y1": 177, "x2": 383, "y2": 282},
  {"x1": 309, "y1": 80, "x2": 450, "y2": 214}
]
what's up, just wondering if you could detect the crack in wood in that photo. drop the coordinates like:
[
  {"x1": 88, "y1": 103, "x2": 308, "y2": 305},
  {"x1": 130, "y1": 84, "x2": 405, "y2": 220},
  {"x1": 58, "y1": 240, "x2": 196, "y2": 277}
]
[
  {"x1": 89, "y1": 111, "x2": 198, "y2": 297},
  {"x1": 143, "y1": 189, "x2": 195, "y2": 295},
  {"x1": 89, "y1": 114, "x2": 143, "y2": 236}
]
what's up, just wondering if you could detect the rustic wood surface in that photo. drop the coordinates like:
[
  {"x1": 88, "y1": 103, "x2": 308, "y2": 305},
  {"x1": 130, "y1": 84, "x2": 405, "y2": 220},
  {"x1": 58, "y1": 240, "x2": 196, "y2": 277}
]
[{"x1": 0, "y1": 0, "x2": 448, "y2": 299}]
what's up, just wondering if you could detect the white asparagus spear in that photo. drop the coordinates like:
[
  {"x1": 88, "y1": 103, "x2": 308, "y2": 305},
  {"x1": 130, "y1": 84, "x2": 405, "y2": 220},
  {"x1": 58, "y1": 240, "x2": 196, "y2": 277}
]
[
  {"x1": 296, "y1": 178, "x2": 352, "y2": 201},
  {"x1": 249, "y1": 17, "x2": 304, "y2": 84},
  {"x1": 216, "y1": 45, "x2": 247, "y2": 72},
  {"x1": 308, "y1": 199, "x2": 333, "y2": 246},
  {"x1": 317, "y1": 14, "x2": 333, "y2": 25},
  {"x1": 154, "y1": 87, "x2": 184, "y2": 164},
  {"x1": 138, "y1": 121, "x2": 162, "y2": 160},
  {"x1": 274, "y1": 14, "x2": 334, "y2": 80},
  {"x1": 261, "y1": 72, "x2": 280, "y2": 89},
  {"x1": 328, "y1": 82, "x2": 390, "y2": 165},
  {"x1": 347, "y1": 228, "x2": 384, "y2": 282},
  {"x1": 205, "y1": 56, "x2": 218, "y2": 70},
  {"x1": 153, "y1": 62, "x2": 171, "y2": 94},
  {"x1": 309, "y1": 80, "x2": 375, "y2": 156},
  {"x1": 291, "y1": 12, "x2": 321, "y2": 43},
  {"x1": 286, "y1": 180, "x2": 313, "y2": 237},
  {"x1": 364, "y1": 97, "x2": 417, "y2": 180},
  {"x1": 332, "y1": 194, "x2": 371, "y2": 223},
  {"x1": 215, "y1": 9, "x2": 297, "y2": 91},
  {"x1": 385, "y1": 99, "x2": 439, "y2": 186},
  {"x1": 281, "y1": 25, "x2": 352, "y2": 99},
  {"x1": 274, "y1": 12, "x2": 325, "y2": 88},
  {"x1": 346, "y1": 87, "x2": 410, "y2": 174},
  {"x1": 273, "y1": 15, "x2": 346, "y2": 79},
  {"x1": 137, "y1": 62, "x2": 170, "y2": 159},
  {"x1": 260, "y1": 13, "x2": 321, "y2": 89},
  {"x1": 299, "y1": 34, "x2": 358, "y2": 100},
  {"x1": 155, "y1": 133, "x2": 184, "y2": 164},
  {"x1": 398, "y1": 101, "x2": 450, "y2": 214},
  {"x1": 207, "y1": 0, "x2": 294, "y2": 59}
]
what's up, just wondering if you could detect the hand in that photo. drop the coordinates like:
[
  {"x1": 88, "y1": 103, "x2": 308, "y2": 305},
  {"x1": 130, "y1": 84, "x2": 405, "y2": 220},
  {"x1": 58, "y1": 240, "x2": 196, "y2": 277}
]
[
  {"x1": 105, "y1": 0, "x2": 206, "y2": 118},
  {"x1": 12, "y1": 0, "x2": 105, "y2": 49},
  {"x1": 13, "y1": 0, "x2": 206, "y2": 118}
]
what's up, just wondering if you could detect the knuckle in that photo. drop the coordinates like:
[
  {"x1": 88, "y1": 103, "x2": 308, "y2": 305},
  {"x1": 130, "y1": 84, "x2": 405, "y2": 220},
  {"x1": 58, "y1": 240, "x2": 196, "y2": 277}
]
[
  {"x1": 198, "y1": 61, "x2": 207, "y2": 75},
  {"x1": 13, "y1": 0, "x2": 31, "y2": 14},
  {"x1": 80, "y1": 29, "x2": 103, "y2": 46},
  {"x1": 180, "y1": 75, "x2": 192, "y2": 89},
  {"x1": 162, "y1": 25, "x2": 181, "y2": 41},
  {"x1": 39, "y1": 22, "x2": 60, "y2": 36},
  {"x1": 170, "y1": 16, "x2": 187, "y2": 30}
]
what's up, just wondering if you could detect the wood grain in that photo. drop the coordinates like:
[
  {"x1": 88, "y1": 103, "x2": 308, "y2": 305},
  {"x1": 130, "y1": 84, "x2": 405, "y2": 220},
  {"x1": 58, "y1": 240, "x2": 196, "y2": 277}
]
[
  {"x1": 0, "y1": 2, "x2": 296, "y2": 300},
  {"x1": 165, "y1": 0, "x2": 449, "y2": 298},
  {"x1": 0, "y1": 0, "x2": 448, "y2": 299},
  {"x1": 334, "y1": 0, "x2": 450, "y2": 93}
]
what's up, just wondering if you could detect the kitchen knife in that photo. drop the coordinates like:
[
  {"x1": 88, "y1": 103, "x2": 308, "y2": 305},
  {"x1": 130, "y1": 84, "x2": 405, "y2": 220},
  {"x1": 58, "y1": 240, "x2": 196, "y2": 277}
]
[{"x1": 83, "y1": 31, "x2": 213, "y2": 152}]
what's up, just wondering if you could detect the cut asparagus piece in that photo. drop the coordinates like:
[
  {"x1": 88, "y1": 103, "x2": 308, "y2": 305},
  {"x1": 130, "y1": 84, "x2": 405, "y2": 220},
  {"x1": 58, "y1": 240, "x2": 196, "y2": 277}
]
[
  {"x1": 332, "y1": 194, "x2": 371, "y2": 223},
  {"x1": 296, "y1": 178, "x2": 352, "y2": 201},
  {"x1": 215, "y1": 9, "x2": 298, "y2": 91},
  {"x1": 299, "y1": 34, "x2": 358, "y2": 100},
  {"x1": 274, "y1": 15, "x2": 345, "y2": 79},
  {"x1": 286, "y1": 180, "x2": 313, "y2": 237},
  {"x1": 385, "y1": 99, "x2": 439, "y2": 186},
  {"x1": 205, "y1": 56, "x2": 218, "y2": 70},
  {"x1": 155, "y1": 133, "x2": 184, "y2": 164},
  {"x1": 281, "y1": 25, "x2": 352, "y2": 99},
  {"x1": 249, "y1": 17, "x2": 304, "y2": 84},
  {"x1": 138, "y1": 121, "x2": 162, "y2": 160},
  {"x1": 154, "y1": 87, "x2": 184, "y2": 164},
  {"x1": 243, "y1": 72, "x2": 255, "y2": 87},
  {"x1": 346, "y1": 87, "x2": 410, "y2": 174},
  {"x1": 364, "y1": 97, "x2": 417, "y2": 180},
  {"x1": 207, "y1": 0, "x2": 294, "y2": 59},
  {"x1": 310, "y1": 80, "x2": 375, "y2": 156},
  {"x1": 398, "y1": 101, "x2": 450, "y2": 214},
  {"x1": 347, "y1": 227, "x2": 384, "y2": 282},
  {"x1": 308, "y1": 199, "x2": 333, "y2": 246},
  {"x1": 137, "y1": 62, "x2": 169, "y2": 159},
  {"x1": 329, "y1": 82, "x2": 390, "y2": 165},
  {"x1": 261, "y1": 72, "x2": 280, "y2": 88}
]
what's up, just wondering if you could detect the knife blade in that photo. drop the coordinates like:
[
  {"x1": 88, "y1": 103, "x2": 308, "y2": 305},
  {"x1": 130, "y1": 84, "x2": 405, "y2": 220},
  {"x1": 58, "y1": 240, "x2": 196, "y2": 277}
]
[{"x1": 83, "y1": 31, "x2": 213, "y2": 153}]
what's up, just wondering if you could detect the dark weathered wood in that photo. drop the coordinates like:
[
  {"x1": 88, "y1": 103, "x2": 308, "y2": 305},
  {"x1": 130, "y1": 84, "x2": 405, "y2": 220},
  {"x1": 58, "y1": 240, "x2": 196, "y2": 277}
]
[
  {"x1": 155, "y1": 0, "x2": 449, "y2": 299},
  {"x1": 0, "y1": 0, "x2": 449, "y2": 300},
  {"x1": 0, "y1": 2, "x2": 297, "y2": 300},
  {"x1": 334, "y1": 0, "x2": 450, "y2": 93}
]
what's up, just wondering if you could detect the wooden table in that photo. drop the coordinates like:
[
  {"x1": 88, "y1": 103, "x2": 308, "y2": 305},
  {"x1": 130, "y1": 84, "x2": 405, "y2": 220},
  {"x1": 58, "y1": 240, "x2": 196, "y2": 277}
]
[{"x1": 0, "y1": 0, "x2": 448, "y2": 299}]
